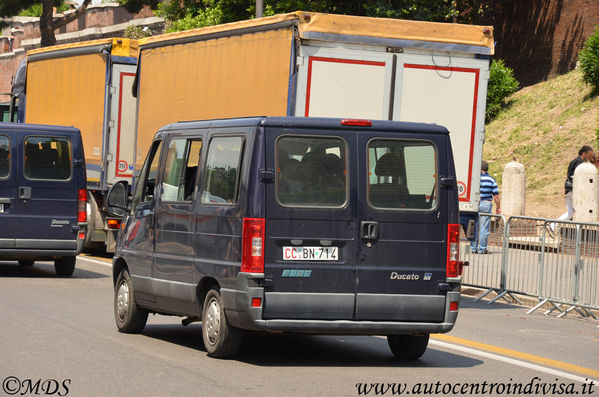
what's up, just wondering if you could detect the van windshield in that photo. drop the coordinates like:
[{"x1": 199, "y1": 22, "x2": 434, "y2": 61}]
[
  {"x1": 367, "y1": 139, "x2": 437, "y2": 210},
  {"x1": 24, "y1": 136, "x2": 72, "y2": 181},
  {"x1": 276, "y1": 136, "x2": 347, "y2": 207}
]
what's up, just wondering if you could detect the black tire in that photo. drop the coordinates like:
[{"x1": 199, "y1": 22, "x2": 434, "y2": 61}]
[
  {"x1": 54, "y1": 256, "x2": 76, "y2": 277},
  {"x1": 18, "y1": 260, "x2": 34, "y2": 267},
  {"x1": 387, "y1": 334, "x2": 430, "y2": 360},
  {"x1": 202, "y1": 289, "x2": 242, "y2": 358},
  {"x1": 114, "y1": 268, "x2": 148, "y2": 333}
]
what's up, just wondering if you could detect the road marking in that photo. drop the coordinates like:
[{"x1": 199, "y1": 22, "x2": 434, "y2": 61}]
[
  {"x1": 78, "y1": 256, "x2": 112, "y2": 268},
  {"x1": 431, "y1": 334, "x2": 599, "y2": 382}
]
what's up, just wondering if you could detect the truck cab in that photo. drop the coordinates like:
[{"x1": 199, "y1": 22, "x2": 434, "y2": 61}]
[{"x1": 109, "y1": 117, "x2": 462, "y2": 359}]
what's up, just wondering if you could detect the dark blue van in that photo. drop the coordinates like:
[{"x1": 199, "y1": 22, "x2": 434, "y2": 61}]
[
  {"x1": 0, "y1": 123, "x2": 87, "y2": 276},
  {"x1": 108, "y1": 117, "x2": 463, "y2": 359}
]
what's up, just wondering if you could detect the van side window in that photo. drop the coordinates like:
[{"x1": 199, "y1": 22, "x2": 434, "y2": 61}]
[
  {"x1": 367, "y1": 140, "x2": 437, "y2": 210},
  {"x1": 162, "y1": 139, "x2": 202, "y2": 202},
  {"x1": 132, "y1": 140, "x2": 163, "y2": 211},
  {"x1": 0, "y1": 135, "x2": 9, "y2": 179},
  {"x1": 201, "y1": 136, "x2": 243, "y2": 204},
  {"x1": 24, "y1": 136, "x2": 71, "y2": 180},
  {"x1": 276, "y1": 136, "x2": 347, "y2": 207}
]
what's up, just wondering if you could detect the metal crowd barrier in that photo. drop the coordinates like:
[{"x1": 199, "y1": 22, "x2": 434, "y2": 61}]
[{"x1": 462, "y1": 214, "x2": 599, "y2": 320}]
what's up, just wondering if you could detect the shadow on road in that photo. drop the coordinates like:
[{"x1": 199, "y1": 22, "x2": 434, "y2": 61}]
[
  {"x1": 142, "y1": 323, "x2": 483, "y2": 368},
  {"x1": 0, "y1": 261, "x2": 109, "y2": 279},
  {"x1": 459, "y1": 295, "x2": 523, "y2": 310}
]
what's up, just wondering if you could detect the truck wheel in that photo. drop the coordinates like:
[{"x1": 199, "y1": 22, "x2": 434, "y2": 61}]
[
  {"x1": 202, "y1": 288, "x2": 242, "y2": 358},
  {"x1": 54, "y1": 256, "x2": 76, "y2": 277},
  {"x1": 18, "y1": 260, "x2": 34, "y2": 267},
  {"x1": 387, "y1": 334, "x2": 430, "y2": 360}
]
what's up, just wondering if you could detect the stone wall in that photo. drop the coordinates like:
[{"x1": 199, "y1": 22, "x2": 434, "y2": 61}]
[{"x1": 493, "y1": 0, "x2": 599, "y2": 87}]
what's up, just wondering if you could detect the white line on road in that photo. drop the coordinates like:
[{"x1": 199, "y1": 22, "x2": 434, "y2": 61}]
[{"x1": 429, "y1": 339, "x2": 595, "y2": 384}]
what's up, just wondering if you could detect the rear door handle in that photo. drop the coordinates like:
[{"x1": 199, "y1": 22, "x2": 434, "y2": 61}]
[
  {"x1": 360, "y1": 221, "x2": 378, "y2": 240},
  {"x1": 19, "y1": 187, "x2": 31, "y2": 200}
]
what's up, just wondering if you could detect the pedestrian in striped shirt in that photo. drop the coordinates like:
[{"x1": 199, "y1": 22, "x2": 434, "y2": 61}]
[{"x1": 471, "y1": 161, "x2": 501, "y2": 254}]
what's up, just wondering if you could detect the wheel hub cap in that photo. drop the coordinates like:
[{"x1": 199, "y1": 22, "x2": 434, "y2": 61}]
[
  {"x1": 205, "y1": 299, "x2": 221, "y2": 345},
  {"x1": 116, "y1": 281, "x2": 129, "y2": 320}
]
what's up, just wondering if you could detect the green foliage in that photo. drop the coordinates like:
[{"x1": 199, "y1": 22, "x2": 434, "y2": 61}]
[
  {"x1": 486, "y1": 59, "x2": 519, "y2": 120},
  {"x1": 124, "y1": 24, "x2": 152, "y2": 39},
  {"x1": 18, "y1": 2, "x2": 69, "y2": 17},
  {"x1": 579, "y1": 25, "x2": 599, "y2": 93},
  {"x1": 149, "y1": 0, "x2": 498, "y2": 33}
]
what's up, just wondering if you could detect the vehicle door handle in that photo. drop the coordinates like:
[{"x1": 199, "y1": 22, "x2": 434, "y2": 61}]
[
  {"x1": 360, "y1": 221, "x2": 378, "y2": 240},
  {"x1": 19, "y1": 187, "x2": 31, "y2": 200}
]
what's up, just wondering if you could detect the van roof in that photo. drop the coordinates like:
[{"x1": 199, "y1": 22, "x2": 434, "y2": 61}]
[
  {"x1": 167, "y1": 117, "x2": 450, "y2": 135},
  {"x1": 0, "y1": 122, "x2": 80, "y2": 135}
]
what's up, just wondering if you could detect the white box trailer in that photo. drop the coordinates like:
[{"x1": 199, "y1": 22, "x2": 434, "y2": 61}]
[
  {"x1": 135, "y1": 12, "x2": 494, "y2": 222},
  {"x1": 19, "y1": 38, "x2": 139, "y2": 251}
]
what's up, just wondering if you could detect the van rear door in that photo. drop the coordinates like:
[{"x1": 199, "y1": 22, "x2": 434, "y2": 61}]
[
  {"x1": 354, "y1": 133, "x2": 449, "y2": 322},
  {"x1": 14, "y1": 131, "x2": 79, "y2": 250},
  {"x1": 263, "y1": 127, "x2": 358, "y2": 320},
  {"x1": 0, "y1": 131, "x2": 16, "y2": 249}
]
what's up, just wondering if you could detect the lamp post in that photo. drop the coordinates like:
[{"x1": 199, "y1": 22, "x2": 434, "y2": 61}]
[{"x1": 256, "y1": 0, "x2": 263, "y2": 18}]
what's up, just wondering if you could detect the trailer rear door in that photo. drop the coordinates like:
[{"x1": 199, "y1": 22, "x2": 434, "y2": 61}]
[
  {"x1": 106, "y1": 63, "x2": 137, "y2": 185},
  {"x1": 295, "y1": 47, "x2": 394, "y2": 120}
]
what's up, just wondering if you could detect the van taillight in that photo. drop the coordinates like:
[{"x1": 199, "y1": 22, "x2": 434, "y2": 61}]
[
  {"x1": 241, "y1": 218, "x2": 265, "y2": 273},
  {"x1": 446, "y1": 224, "x2": 461, "y2": 278},
  {"x1": 78, "y1": 189, "x2": 87, "y2": 223}
]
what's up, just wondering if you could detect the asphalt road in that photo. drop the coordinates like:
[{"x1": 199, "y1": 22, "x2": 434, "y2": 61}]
[{"x1": 0, "y1": 255, "x2": 597, "y2": 397}]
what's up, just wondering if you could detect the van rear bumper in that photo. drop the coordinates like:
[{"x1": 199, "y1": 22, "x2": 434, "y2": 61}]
[{"x1": 222, "y1": 273, "x2": 460, "y2": 335}]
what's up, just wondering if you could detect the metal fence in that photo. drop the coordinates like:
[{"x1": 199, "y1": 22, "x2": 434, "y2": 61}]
[{"x1": 462, "y1": 214, "x2": 599, "y2": 320}]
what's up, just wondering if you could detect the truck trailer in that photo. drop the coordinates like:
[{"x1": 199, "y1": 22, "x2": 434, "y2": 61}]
[
  {"x1": 16, "y1": 38, "x2": 138, "y2": 252},
  {"x1": 134, "y1": 12, "x2": 494, "y2": 226}
]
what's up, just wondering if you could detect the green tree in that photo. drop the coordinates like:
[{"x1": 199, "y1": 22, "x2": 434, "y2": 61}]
[
  {"x1": 121, "y1": 0, "x2": 498, "y2": 33},
  {"x1": 579, "y1": 25, "x2": 599, "y2": 94},
  {"x1": 0, "y1": 0, "x2": 91, "y2": 47},
  {"x1": 486, "y1": 59, "x2": 519, "y2": 120}
]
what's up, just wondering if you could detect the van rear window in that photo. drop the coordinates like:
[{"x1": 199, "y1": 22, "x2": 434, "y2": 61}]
[
  {"x1": 367, "y1": 140, "x2": 437, "y2": 210},
  {"x1": 0, "y1": 135, "x2": 9, "y2": 179},
  {"x1": 24, "y1": 136, "x2": 72, "y2": 181},
  {"x1": 276, "y1": 136, "x2": 347, "y2": 207}
]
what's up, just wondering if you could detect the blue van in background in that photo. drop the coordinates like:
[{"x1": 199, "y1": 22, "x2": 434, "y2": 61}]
[
  {"x1": 107, "y1": 117, "x2": 462, "y2": 359},
  {"x1": 0, "y1": 123, "x2": 87, "y2": 276}
]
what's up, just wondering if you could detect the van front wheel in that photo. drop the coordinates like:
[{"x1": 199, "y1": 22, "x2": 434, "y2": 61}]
[
  {"x1": 202, "y1": 289, "x2": 242, "y2": 358},
  {"x1": 114, "y1": 268, "x2": 148, "y2": 333},
  {"x1": 54, "y1": 256, "x2": 76, "y2": 277},
  {"x1": 387, "y1": 334, "x2": 429, "y2": 360}
]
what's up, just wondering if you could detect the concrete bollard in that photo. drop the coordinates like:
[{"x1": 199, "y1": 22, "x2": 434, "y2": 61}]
[
  {"x1": 502, "y1": 161, "x2": 526, "y2": 216},
  {"x1": 573, "y1": 163, "x2": 599, "y2": 222}
]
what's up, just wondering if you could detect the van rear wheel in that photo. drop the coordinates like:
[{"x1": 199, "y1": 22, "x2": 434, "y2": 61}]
[
  {"x1": 114, "y1": 268, "x2": 148, "y2": 333},
  {"x1": 387, "y1": 334, "x2": 429, "y2": 360},
  {"x1": 201, "y1": 289, "x2": 242, "y2": 358},
  {"x1": 18, "y1": 260, "x2": 34, "y2": 267},
  {"x1": 54, "y1": 256, "x2": 76, "y2": 277}
]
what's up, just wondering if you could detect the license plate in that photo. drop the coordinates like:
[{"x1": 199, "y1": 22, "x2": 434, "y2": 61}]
[{"x1": 283, "y1": 246, "x2": 338, "y2": 261}]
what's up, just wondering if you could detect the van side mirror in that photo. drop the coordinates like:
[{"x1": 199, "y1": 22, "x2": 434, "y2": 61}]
[{"x1": 106, "y1": 181, "x2": 129, "y2": 217}]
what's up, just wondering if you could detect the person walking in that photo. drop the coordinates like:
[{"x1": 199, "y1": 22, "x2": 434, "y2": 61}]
[
  {"x1": 471, "y1": 160, "x2": 500, "y2": 254},
  {"x1": 558, "y1": 145, "x2": 594, "y2": 221}
]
